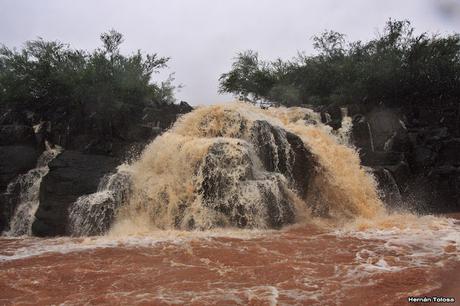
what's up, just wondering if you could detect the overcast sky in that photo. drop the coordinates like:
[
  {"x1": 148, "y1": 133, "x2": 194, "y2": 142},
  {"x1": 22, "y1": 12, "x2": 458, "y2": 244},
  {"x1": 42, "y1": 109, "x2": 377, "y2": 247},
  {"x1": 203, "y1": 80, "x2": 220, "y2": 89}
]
[{"x1": 1, "y1": 0, "x2": 460, "y2": 105}]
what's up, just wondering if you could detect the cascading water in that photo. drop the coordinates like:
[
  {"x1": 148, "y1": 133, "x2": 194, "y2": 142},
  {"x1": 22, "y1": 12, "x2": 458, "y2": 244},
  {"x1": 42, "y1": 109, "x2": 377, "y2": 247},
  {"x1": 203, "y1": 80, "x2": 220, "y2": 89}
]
[
  {"x1": 68, "y1": 169, "x2": 132, "y2": 236},
  {"x1": 110, "y1": 103, "x2": 384, "y2": 234},
  {"x1": 367, "y1": 122, "x2": 376, "y2": 152},
  {"x1": 335, "y1": 107, "x2": 353, "y2": 145},
  {"x1": 1, "y1": 103, "x2": 458, "y2": 306},
  {"x1": 3, "y1": 146, "x2": 61, "y2": 236}
]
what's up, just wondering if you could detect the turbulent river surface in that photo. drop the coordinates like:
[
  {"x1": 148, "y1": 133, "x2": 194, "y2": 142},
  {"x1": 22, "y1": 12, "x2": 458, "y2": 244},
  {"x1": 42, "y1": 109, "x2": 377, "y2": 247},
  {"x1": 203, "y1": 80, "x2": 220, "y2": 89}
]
[
  {"x1": 0, "y1": 103, "x2": 459, "y2": 305},
  {"x1": 0, "y1": 216, "x2": 459, "y2": 305}
]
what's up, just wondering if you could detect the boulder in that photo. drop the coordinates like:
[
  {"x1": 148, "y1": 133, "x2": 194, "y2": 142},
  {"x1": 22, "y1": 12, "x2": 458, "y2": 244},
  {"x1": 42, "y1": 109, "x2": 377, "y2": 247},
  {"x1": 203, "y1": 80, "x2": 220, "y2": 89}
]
[{"x1": 32, "y1": 151, "x2": 118, "y2": 236}]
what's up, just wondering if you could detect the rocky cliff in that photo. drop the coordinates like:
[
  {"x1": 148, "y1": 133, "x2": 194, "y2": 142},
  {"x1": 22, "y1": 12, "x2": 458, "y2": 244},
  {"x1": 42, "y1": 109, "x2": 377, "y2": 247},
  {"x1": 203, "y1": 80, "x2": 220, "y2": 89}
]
[
  {"x1": 320, "y1": 100, "x2": 460, "y2": 213},
  {"x1": 0, "y1": 101, "x2": 192, "y2": 235}
]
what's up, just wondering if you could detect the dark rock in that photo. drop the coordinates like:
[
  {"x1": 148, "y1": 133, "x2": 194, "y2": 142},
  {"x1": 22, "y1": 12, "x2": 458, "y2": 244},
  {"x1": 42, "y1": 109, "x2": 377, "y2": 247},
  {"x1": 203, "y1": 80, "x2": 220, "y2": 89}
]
[
  {"x1": 0, "y1": 125, "x2": 36, "y2": 146},
  {"x1": 67, "y1": 171, "x2": 132, "y2": 236},
  {"x1": 0, "y1": 193, "x2": 18, "y2": 233},
  {"x1": 360, "y1": 151, "x2": 405, "y2": 167},
  {"x1": 423, "y1": 168, "x2": 460, "y2": 213},
  {"x1": 438, "y1": 138, "x2": 460, "y2": 166},
  {"x1": 366, "y1": 108, "x2": 405, "y2": 151},
  {"x1": 284, "y1": 132, "x2": 316, "y2": 199},
  {"x1": 349, "y1": 101, "x2": 460, "y2": 213},
  {"x1": 0, "y1": 145, "x2": 39, "y2": 192},
  {"x1": 179, "y1": 101, "x2": 193, "y2": 113},
  {"x1": 352, "y1": 115, "x2": 374, "y2": 154},
  {"x1": 386, "y1": 131, "x2": 413, "y2": 153},
  {"x1": 40, "y1": 102, "x2": 193, "y2": 159},
  {"x1": 318, "y1": 104, "x2": 343, "y2": 129},
  {"x1": 0, "y1": 145, "x2": 39, "y2": 233},
  {"x1": 0, "y1": 109, "x2": 28, "y2": 126},
  {"x1": 32, "y1": 151, "x2": 118, "y2": 236},
  {"x1": 191, "y1": 120, "x2": 317, "y2": 229},
  {"x1": 384, "y1": 162, "x2": 412, "y2": 193},
  {"x1": 250, "y1": 120, "x2": 315, "y2": 198},
  {"x1": 413, "y1": 146, "x2": 435, "y2": 170},
  {"x1": 195, "y1": 139, "x2": 301, "y2": 229},
  {"x1": 373, "y1": 167, "x2": 403, "y2": 209}
]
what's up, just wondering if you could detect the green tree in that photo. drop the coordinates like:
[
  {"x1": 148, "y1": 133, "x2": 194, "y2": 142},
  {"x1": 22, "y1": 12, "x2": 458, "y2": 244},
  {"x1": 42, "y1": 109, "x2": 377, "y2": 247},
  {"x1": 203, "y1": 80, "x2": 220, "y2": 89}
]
[{"x1": 219, "y1": 19, "x2": 460, "y2": 108}]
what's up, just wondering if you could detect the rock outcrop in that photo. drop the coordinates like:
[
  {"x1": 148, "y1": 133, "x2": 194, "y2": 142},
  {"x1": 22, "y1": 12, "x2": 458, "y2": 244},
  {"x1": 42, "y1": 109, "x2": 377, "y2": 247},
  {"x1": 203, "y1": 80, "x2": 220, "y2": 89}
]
[
  {"x1": 191, "y1": 120, "x2": 316, "y2": 229},
  {"x1": 0, "y1": 101, "x2": 193, "y2": 236},
  {"x1": 322, "y1": 101, "x2": 460, "y2": 213},
  {"x1": 0, "y1": 121, "x2": 41, "y2": 232},
  {"x1": 250, "y1": 120, "x2": 315, "y2": 199},
  {"x1": 68, "y1": 171, "x2": 132, "y2": 236},
  {"x1": 32, "y1": 151, "x2": 118, "y2": 236}
]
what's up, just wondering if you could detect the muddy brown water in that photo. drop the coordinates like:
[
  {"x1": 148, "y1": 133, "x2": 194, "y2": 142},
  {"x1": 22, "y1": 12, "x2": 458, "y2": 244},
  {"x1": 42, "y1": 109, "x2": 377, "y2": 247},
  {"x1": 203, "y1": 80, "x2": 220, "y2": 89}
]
[{"x1": 0, "y1": 215, "x2": 458, "y2": 306}]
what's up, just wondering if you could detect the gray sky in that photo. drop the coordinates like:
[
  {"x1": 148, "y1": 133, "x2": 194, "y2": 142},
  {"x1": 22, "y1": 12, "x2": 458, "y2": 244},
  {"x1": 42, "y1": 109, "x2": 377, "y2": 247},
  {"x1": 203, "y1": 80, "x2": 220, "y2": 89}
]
[{"x1": 1, "y1": 0, "x2": 459, "y2": 105}]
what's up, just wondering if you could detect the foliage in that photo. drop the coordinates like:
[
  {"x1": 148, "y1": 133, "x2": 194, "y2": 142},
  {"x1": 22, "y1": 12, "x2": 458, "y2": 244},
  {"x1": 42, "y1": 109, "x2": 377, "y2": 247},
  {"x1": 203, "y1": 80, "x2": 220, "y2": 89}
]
[
  {"x1": 219, "y1": 20, "x2": 460, "y2": 107},
  {"x1": 0, "y1": 30, "x2": 175, "y2": 122}
]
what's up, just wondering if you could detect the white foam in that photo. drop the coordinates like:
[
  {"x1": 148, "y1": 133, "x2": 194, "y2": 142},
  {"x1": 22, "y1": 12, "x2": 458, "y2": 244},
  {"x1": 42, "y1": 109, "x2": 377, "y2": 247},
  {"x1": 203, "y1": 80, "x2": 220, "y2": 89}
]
[{"x1": 0, "y1": 228, "x2": 268, "y2": 262}]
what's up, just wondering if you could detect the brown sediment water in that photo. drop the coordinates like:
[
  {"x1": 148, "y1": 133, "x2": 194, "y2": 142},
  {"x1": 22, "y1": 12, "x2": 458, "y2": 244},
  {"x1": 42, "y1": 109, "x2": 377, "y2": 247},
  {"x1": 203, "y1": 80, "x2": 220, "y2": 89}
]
[
  {"x1": 113, "y1": 103, "x2": 384, "y2": 233},
  {"x1": 1, "y1": 103, "x2": 458, "y2": 305},
  {"x1": 0, "y1": 215, "x2": 458, "y2": 305}
]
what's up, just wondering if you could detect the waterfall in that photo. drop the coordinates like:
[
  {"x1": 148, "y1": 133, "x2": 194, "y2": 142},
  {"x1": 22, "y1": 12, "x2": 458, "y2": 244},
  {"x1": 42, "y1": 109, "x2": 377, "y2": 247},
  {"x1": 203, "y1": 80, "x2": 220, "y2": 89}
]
[
  {"x1": 68, "y1": 169, "x2": 132, "y2": 236},
  {"x1": 336, "y1": 107, "x2": 353, "y2": 146},
  {"x1": 367, "y1": 122, "x2": 375, "y2": 152},
  {"x1": 3, "y1": 146, "x2": 61, "y2": 236},
  {"x1": 381, "y1": 168, "x2": 403, "y2": 208},
  {"x1": 383, "y1": 132, "x2": 397, "y2": 152},
  {"x1": 110, "y1": 103, "x2": 384, "y2": 235}
]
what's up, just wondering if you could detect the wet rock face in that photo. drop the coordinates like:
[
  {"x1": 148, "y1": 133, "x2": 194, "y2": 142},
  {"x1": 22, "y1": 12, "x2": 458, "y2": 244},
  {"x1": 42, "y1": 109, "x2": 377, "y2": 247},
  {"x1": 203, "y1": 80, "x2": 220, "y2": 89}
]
[
  {"x1": 0, "y1": 101, "x2": 192, "y2": 236},
  {"x1": 0, "y1": 146, "x2": 39, "y2": 232},
  {"x1": 68, "y1": 171, "x2": 132, "y2": 236},
  {"x1": 0, "y1": 125, "x2": 36, "y2": 146},
  {"x1": 349, "y1": 103, "x2": 460, "y2": 213},
  {"x1": 0, "y1": 146, "x2": 39, "y2": 192},
  {"x1": 196, "y1": 141, "x2": 296, "y2": 229},
  {"x1": 32, "y1": 151, "x2": 118, "y2": 236},
  {"x1": 0, "y1": 121, "x2": 41, "y2": 232},
  {"x1": 372, "y1": 167, "x2": 403, "y2": 210},
  {"x1": 250, "y1": 120, "x2": 315, "y2": 199},
  {"x1": 192, "y1": 120, "x2": 316, "y2": 230}
]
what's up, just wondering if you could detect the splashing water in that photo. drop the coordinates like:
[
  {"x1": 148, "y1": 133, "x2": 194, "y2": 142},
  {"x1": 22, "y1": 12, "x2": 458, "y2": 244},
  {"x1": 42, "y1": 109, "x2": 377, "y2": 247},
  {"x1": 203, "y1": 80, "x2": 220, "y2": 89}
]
[
  {"x1": 68, "y1": 169, "x2": 132, "y2": 236},
  {"x1": 0, "y1": 103, "x2": 458, "y2": 305},
  {"x1": 111, "y1": 103, "x2": 385, "y2": 234},
  {"x1": 3, "y1": 147, "x2": 61, "y2": 236}
]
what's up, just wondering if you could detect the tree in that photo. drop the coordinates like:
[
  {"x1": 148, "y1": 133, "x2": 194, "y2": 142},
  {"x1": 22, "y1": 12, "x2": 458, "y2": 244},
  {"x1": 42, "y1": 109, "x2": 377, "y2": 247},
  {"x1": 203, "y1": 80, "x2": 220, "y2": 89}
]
[
  {"x1": 219, "y1": 19, "x2": 460, "y2": 108},
  {"x1": 0, "y1": 30, "x2": 177, "y2": 144}
]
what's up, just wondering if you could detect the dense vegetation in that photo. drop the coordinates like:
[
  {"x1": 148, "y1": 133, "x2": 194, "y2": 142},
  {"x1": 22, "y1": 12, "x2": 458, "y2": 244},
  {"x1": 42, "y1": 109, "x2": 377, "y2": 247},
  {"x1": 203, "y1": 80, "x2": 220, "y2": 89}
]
[
  {"x1": 0, "y1": 29, "x2": 176, "y2": 123},
  {"x1": 219, "y1": 20, "x2": 460, "y2": 107}
]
